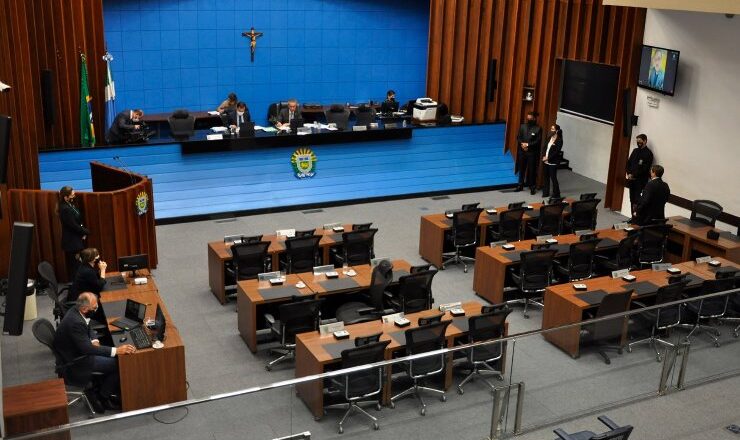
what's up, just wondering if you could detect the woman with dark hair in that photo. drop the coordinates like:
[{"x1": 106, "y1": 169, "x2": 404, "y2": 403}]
[
  {"x1": 69, "y1": 248, "x2": 107, "y2": 302},
  {"x1": 57, "y1": 186, "x2": 90, "y2": 280},
  {"x1": 542, "y1": 124, "x2": 563, "y2": 198}
]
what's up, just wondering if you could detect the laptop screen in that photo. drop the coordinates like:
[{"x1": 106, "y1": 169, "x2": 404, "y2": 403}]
[{"x1": 125, "y1": 299, "x2": 146, "y2": 323}]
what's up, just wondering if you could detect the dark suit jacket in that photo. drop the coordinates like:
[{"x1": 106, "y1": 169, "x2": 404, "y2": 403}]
[
  {"x1": 70, "y1": 264, "x2": 106, "y2": 302},
  {"x1": 626, "y1": 146, "x2": 654, "y2": 181},
  {"x1": 515, "y1": 122, "x2": 542, "y2": 173},
  {"x1": 59, "y1": 202, "x2": 89, "y2": 252},
  {"x1": 53, "y1": 306, "x2": 112, "y2": 382},
  {"x1": 278, "y1": 107, "x2": 300, "y2": 124},
  {"x1": 635, "y1": 177, "x2": 670, "y2": 225},
  {"x1": 544, "y1": 134, "x2": 562, "y2": 164},
  {"x1": 225, "y1": 108, "x2": 251, "y2": 126},
  {"x1": 106, "y1": 110, "x2": 136, "y2": 143}
]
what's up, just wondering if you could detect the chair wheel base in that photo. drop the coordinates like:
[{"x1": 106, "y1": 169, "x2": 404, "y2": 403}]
[
  {"x1": 457, "y1": 388, "x2": 464, "y2": 395},
  {"x1": 420, "y1": 408, "x2": 426, "y2": 416},
  {"x1": 373, "y1": 423, "x2": 379, "y2": 430},
  {"x1": 440, "y1": 395, "x2": 446, "y2": 402},
  {"x1": 265, "y1": 365, "x2": 272, "y2": 371},
  {"x1": 338, "y1": 426, "x2": 343, "y2": 434}
]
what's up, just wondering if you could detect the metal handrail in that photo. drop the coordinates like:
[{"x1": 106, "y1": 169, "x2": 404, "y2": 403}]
[{"x1": 5, "y1": 286, "x2": 739, "y2": 440}]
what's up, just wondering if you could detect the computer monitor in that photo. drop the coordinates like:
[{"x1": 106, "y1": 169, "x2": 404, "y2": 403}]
[
  {"x1": 238, "y1": 121, "x2": 255, "y2": 138},
  {"x1": 289, "y1": 118, "x2": 304, "y2": 132},
  {"x1": 118, "y1": 254, "x2": 149, "y2": 277},
  {"x1": 154, "y1": 304, "x2": 166, "y2": 342}
]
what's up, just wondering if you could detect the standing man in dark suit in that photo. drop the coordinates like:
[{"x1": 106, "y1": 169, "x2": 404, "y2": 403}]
[
  {"x1": 69, "y1": 248, "x2": 107, "y2": 302},
  {"x1": 516, "y1": 111, "x2": 542, "y2": 194},
  {"x1": 106, "y1": 109, "x2": 143, "y2": 144},
  {"x1": 54, "y1": 293, "x2": 136, "y2": 411},
  {"x1": 542, "y1": 124, "x2": 563, "y2": 198},
  {"x1": 225, "y1": 101, "x2": 251, "y2": 127},
  {"x1": 626, "y1": 134, "x2": 653, "y2": 214},
  {"x1": 57, "y1": 186, "x2": 89, "y2": 281},
  {"x1": 634, "y1": 165, "x2": 670, "y2": 226},
  {"x1": 276, "y1": 99, "x2": 299, "y2": 129}
]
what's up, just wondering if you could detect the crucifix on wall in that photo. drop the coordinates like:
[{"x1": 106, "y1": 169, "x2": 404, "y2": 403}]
[{"x1": 241, "y1": 27, "x2": 263, "y2": 62}]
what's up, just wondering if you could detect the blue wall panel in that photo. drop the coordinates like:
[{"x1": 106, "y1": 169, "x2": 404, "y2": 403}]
[
  {"x1": 40, "y1": 125, "x2": 515, "y2": 220},
  {"x1": 103, "y1": 0, "x2": 430, "y2": 124}
]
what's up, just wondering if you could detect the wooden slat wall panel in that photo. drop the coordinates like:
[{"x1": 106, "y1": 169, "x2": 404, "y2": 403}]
[{"x1": 426, "y1": 0, "x2": 645, "y2": 209}]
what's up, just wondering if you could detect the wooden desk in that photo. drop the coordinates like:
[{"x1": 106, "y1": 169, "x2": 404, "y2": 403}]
[
  {"x1": 295, "y1": 301, "x2": 488, "y2": 419},
  {"x1": 207, "y1": 224, "x2": 354, "y2": 304},
  {"x1": 473, "y1": 228, "x2": 627, "y2": 304},
  {"x1": 100, "y1": 277, "x2": 187, "y2": 411},
  {"x1": 666, "y1": 216, "x2": 740, "y2": 264},
  {"x1": 3, "y1": 379, "x2": 70, "y2": 440},
  {"x1": 418, "y1": 201, "x2": 573, "y2": 268},
  {"x1": 236, "y1": 260, "x2": 411, "y2": 353},
  {"x1": 542, "y1": 258, "x2": 739, "y2": 358}
]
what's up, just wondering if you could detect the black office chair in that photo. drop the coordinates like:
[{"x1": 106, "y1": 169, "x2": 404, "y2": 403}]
[
  {"x1": 530, "y1": 243, "x2": 553, "y2": 250},
  {"x1": 167, "y1": 109, "x2": 195, "y2": 140},
  {"x1": 294, "y1": 229, "x2": 317, "y2": 238},
  {"x1": 324, "y1": 340, "x2": 390, "y2": 433},
  {"x1": 32, "y1": 319, "x2": 99, "y2": 417},
  {"x1": 441, "y1": 208, "x2": 483, "y2": 273},
  {"x1": 325, "y1": 104, "x2": 350, "y2": 130},
  {"x1": 554, "y1": 415, "x2": 633, "y2": 440},
  {"x1": 628, "y1": 280, "x2": 688, "y2": 362},
  {"x1": 690, "y1": 199, "x2": 723, "y2": 226},
  {"x1": 547, "y1": 196, "x2": 565, "y2": 205},
  {"x1": 226, "y1": 241, "x2": 271, "y2": 283},
  {"x1": 508, "y1": 201, "x2": 525, "y2": 209},
  {"x1": 680, "y1": 274, "x2": 735, "y2": 347},
  {"x1": 456, "y1": 308, "x2": 510, "y2": 394},
  {"x1": 240, "y1": 234, "x2": 264, "y2": 243},
  {"x1": 354, "y1": 105, "x2": 376, "y2": 127},
  {"x1": 528, "y1": 203, "x2": 566, "y2": 237},
  {"x1": 352, "y1": 223, "x2": 372, "y2": 231},
  {"x1": 335, "y1": 260, "x2": 394, "y2": 325},
  {"x1": 331, "y1": 228, "x2": 378, "y2": 267},
  {"x1": 579, "y1": 192, "x2": 598, "y2": 201},
  {"x1": 720, "y1": 290, "x2": 740, "y2": 338},
  {"x1": 38, "y1": 261, "x2": 74, "y2": 325},
  {"x1": 386, "y1": 270, "x2": 437, "y2": 314},
  {"x1": 267, "y1": 101, "x2": 289, "y2": 125},
  {"x1": 265, "y1": 298, "x2": 322, "y2": 370},
  {"x1": 417, "y1": 312, "x2": 444, "y2": 326},
  {"x1": 390, "y1": 321, "x2": 451, "y2": 415},
  {"x1": 580, "y1": 290, "x2": 633, "y2": 364},
  {"x1": 554, "y1": 239, "x2": 601, "y2": 282},
  {"x1": 280, "y1": 235, "x2": 322, "y2": 274},
  {"x1": 565, "y1": 199, "x2": 600, "y2": 233},
  {"x1": 508, "y1": 249, "x2": 557, "y2": 318},
  {"x1": 635, "y1": 224, "x2": 672, "y2": 266},
  {"x1": 461, "y1": 202, "x2": 480, "y2": 210},
  {"x1": 488, "y1": 207, "x2": 526, "y2": 243},
  {"x1": 595, "y1": 233, "x2": 637, "y2": 275}
]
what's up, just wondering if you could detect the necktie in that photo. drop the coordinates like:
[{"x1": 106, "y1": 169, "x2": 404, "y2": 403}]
[{"x1": 238, "y1": 115, "x2": 242, "y2": 125}]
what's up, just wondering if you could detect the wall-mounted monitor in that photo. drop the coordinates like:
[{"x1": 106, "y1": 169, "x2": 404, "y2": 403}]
[
  {"x1": 637, "y1": 45, "x2": 680, "y2": 96},
  {"x1": 559, "y1": 60, "x2": 620, "y2": 124}
]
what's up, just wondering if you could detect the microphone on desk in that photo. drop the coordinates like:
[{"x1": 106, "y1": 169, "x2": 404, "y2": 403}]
[{"x1": 113, "y1": 155, "x2": 137, "y2": 186}]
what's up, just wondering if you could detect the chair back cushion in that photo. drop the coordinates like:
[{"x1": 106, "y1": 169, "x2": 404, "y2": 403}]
[
  {"x1": 397, "y1": 270, "x2": 437, "y2": 313},
  {"x1": 405, "y1": 321, "x2": 451, "y2": 376},
  {"x1": 231, "y1": 241, "x2": 271, "y2": 280}
]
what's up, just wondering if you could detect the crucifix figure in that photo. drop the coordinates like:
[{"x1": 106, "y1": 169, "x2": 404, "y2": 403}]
[{"x1": 241, "y1": 27, "x2": 263, "y2": 62}]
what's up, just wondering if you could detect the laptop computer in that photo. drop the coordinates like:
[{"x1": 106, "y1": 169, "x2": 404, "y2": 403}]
[
  {"x1": 239, "y1": 121, "x2": 255, "y2": 137},
  {"x1": 111, "y1": 299, "x2": 147, "y2": 330}
]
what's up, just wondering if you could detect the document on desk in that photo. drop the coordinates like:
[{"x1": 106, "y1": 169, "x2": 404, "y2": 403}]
[
  {"x1": 210, "y1": 126, "x2": 228, "y2": 133},
  {"x1": 207, "y1": 111, "x2": 220, "y2": 115},
  {"x1": 254, "y1": 125, "x2": 265, "y2": 131},
  {"x1": 262, "y1": 127, "x2": 278, "y2": 133}
]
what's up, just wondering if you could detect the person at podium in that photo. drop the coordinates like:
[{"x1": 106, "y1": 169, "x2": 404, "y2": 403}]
[{"x1": 276, "y1": 98, "x2": 299, "y2": 129}]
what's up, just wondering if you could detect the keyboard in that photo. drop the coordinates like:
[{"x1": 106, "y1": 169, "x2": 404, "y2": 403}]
[{"x1": 129, "y1": 327, "x2": 152, "y2": 349}]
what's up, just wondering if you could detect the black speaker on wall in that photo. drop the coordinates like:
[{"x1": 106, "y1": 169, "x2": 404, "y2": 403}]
[
  {"x1": 0, "y1": 114, "x2": 10, "y2": 184},
  {"x1": 3, "y1": 222, "x2": 35, "y2": 336},
  {"x1": 485, "y1": 59, "x2": 498, "y2": 102},
  {"x1": 41, "y1": 69, "x2": 55, "y2": 126},
  {"x1": 622, "y1": 88, "x2": 633, "y2": 138}
]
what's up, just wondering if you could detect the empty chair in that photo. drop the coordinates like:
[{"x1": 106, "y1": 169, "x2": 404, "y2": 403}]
[
  {"x1": 226, "y1": 241, "x2": 271, "y2": 283},
  {"x1": 565, "y1": 199, "x2": 600, "y2": 232},
  {"x1": 457, "y1": 307, "x2": 510, "y2": 394},
  {"x1": 354, "y1": 104, "x2": 376, "y2": 126},
  {"x1": 488, "y1": 207, "x2": 526, "y2": 243},
  {"x1": 507, "y1": 249, "x2": 557, "y2": 318},
  {"x1": 554, "y1": 415, "x2": 634, "y2": 440},
  {"x1": 390, "y1": 321, "x2": 451, "y2": 415},
  {"x1": 324, "y1": 340, "x2": 391, "y2": 433},
  {"x1": 580, "y1": 290, "x2": 633, "y2": 364},
  {"x1": 461, "y1": 202, "x2": 480, "y2": 210},
  {"x1": 265, "y1": 298, "x2": 322, "y2": 370},
  {"x1": 681, "y1": 274, "x2": 735, "y2": 346},
  {"x1": 554, "y1": 239, "x2": 601, "y2": 282},
  {"x1": 386, "y1": 270, "x2": 437, "y2": 314},
  {"x1": 38, "y1": 261, "x2": 74, "y2": 325},
  {"x1": 280, "y1": 235, "x2": 322, "y2": 274},
  {"x1": 629, "y1": 280, "x2": 688, "y2": 361},
  {"x1": 528, "y1": 203, "x2": 566, "y2": 237},
  {"x1": 579, "y1": 192, "x2": 598, "y2": 201},
  {"x1": 441, "y1": 208, "x2": 483, "y2": 273},
  {"x1": 335, "y1": 260, "x2": 394, "y2": 325},
  {"x1": 352, "y1": 222, "x2": 372, "y2": 231},
  {"x1": 635, "y1": 224, "x2": 672, "y2": 266},
  {"x1": 331, "y1": 228, "x2": 378, "y2": 267},
  {"x1": 168, "y1": 109, "x2": 195, "y2": 140},
  {"x1": 325, "y1": 104, "x2": 350, "y2": 130},
  {"x1": 690, "y1": 199, "x2": 723, "y2": 226},
  {"x1": 595, "y1": 233, "x2": 637, "y2": 274}
]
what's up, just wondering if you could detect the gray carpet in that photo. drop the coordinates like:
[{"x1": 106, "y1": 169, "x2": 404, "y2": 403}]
[{"x1": 2, "y1": 170, "x2": 738, "y2": 440}]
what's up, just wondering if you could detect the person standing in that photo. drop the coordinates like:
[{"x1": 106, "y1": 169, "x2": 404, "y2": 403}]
[
  {"x1": 57, "y1": 186, "x2": 89, "y2": 281},
  {"x1": 542, "y1": 124, "x2": 563, "y2": 198},
  {"x1": 625, "y1": 134, "x2": 653, "y2": 214},
  {"x1": 634, "y1": 165, "x2": 670, "y2": 226},
  {"x1": 516, "y1": 111, "x2": 542, "y2": 195}
]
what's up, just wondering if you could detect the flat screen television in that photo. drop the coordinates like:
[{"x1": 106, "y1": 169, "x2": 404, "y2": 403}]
[
  {"x1": 637, "y1": 45, "x2": 680, "y2": 96},
  {"x1": 559, "y1": 60, "x2": 620, "y2": 124}
]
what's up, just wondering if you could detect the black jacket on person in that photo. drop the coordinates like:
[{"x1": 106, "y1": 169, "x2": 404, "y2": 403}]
[
  {"x1": 544, "y1": 134, "x2": 563, "y2": 163},
  {"x1": 626, "y1": 146, "x2": 654, "y2": 181},
  {"x1": 224, "y1": 108, "x2": 251, "y2": 126},
  {"x1": 515, "y1": 121, "x2": 542, "y2": 174},
  {"x1": 53, "y1": 306, "x2": 112, "y2": 384},
  {"x1": 635, "y1": 177, "x2": 670, "y2": 226},
  {"x1": 59, "y1": 202, "x2": 89, "y2": 253},
  {"x1": 106, "y1": 110, "x2": 137, "y2": 144},
  {"x1": 70, "y1": 263, "x2": 106, "y2": 302}
]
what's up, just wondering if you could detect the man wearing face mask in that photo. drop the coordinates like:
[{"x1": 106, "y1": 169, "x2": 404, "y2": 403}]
[
  {"x1": 225, "y1": 101, "x2": 251, "y2": 128},
  {"x1": 625, "y1": 133, "x2": 653, "y2": 215},
  {"x1": 54, "y1": 292, "x2": 136, "y2": 411},
  {"x1": 515, "y1": 111, "x2": 542, "y2": 194},
  {"x1": 106, "y1": 109, "x2": 144, "y2": 144},
  {"x1": 69, "y1": 248, "x2": 107, "y2": 303}
]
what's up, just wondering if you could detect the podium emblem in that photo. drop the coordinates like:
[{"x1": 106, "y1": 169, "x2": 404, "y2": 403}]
[
  {"x1": 135, "y1": 191, "x2": 149, "y2": 215},
  {"x1": 291, "y1": 148, "x2": 317, "y2": 179}
]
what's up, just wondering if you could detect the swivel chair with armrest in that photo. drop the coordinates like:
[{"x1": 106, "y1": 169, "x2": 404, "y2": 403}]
[
  {"x1": 225, "y1": 241, "x2": 271, "y2": 284},
  {"x1": 554, "y1": 239, "x2": 601, "y2": 282},
  {"x1": 528, "y1": 203, "x2": 566, "y2": 237},
  {"x1": 507, "y1": 249, "x2": 557, "y2": 318},
  {"x1": 325, "y1": 105, "x2": 350, "y2": 131},
  {"x1": 385, "y1": 270, "x2": 437, "y2": 314},
  {"x1": 331, "y1": 229, "x2": 378, "y2": 267},
  {"x1": 635, "y1": 224, "x2": 672, "y2": 266},
  {"x1": 456, "y1": 308, "x2": 510, "y2": 394},
  {"x1": 335, "y1": 260, "x2": 394, "y2": 325},
  {"x1": 265, "y1": 298, "x2": 322, "y2": 370},
  {"x1": 565, "y1": 199, "x2": 600, "y2": 233},
  {"x1": 352, "y1": 223, "x2": 373, "y2": 231},
  {"x1": 680, "y1": 274, "x2": 735, "y2": 346},
  {"x1": 553, "y1": 415, "x2": 633, "y2": 440},
  {"x1": 167, "y1": 109, "x2": 195, "y2": 140},
  {"x1": 488, "y1": 207, "x2": 526, "y2": 243},
  {"x1": 38, "y1": 261, "x2": 75, "y2": 325},
  {"x1": 280, "y1": 235, "x2": 322, "y2": 274},
  {"x1": 628, "y1": 280, "x2": 688, "y2": 361},
  {"x1": 441, "y1": 208, "x2": 483, "y2": 273},
  {"x1": 579, "y1": 290, "x2": 633, "y2": 364},
  {"x1": 354, "y1": 105, "x2": 376, "y2": 127},
  {"x1": 594, "y1": 233, "x2": 637, "y2": 276},
  {"x1": 690, "y1": 199, "x2": 723, "y2": 226}
]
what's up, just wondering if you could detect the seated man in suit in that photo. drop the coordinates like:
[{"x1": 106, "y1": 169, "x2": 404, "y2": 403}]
[
  {"x1": 106, "y1": 109, "x2": 143, "y2": 144},
  {"x1": 634, "y1": 165, "x2": 670, "y2": 226},
  {"x1": 225, "y1": 101, "x2": 251, "y2": 128},
  {"x1": 275, "y1": 98, "x2": 299, "y2": 129},
  {"x1": 54, "y1": 292, "x2": 136, "y2": 411},
  {"x1": 69, "y1": 248, "x2": 107, "y2": 302}
]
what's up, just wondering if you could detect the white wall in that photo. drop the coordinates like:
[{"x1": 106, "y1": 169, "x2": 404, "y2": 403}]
[
  {"x1": 556, "y1": 111, "x2": 613, "y2": 184},
  {"x1": 620, "y1": 9, "x2": 740, "y2": 231}
]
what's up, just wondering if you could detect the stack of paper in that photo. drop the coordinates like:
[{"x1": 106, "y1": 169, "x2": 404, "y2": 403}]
[{"x1": 207, "y1": 111, "x2": 220, "y2": 115}]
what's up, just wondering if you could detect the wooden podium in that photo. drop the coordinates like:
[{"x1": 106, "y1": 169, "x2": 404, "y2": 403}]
[{"x1": 0, "y1": 162, "x2": 157, "y2": 280}]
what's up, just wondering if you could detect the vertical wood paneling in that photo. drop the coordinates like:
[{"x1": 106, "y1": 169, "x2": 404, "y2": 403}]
[{"x1": 426, "y1": 0, "x2": 645, "y2": 209}]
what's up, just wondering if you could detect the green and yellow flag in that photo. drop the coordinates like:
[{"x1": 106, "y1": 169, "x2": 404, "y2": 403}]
[{"x1": 80, "y1": 54, "x2": 96, "y2": 147}]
